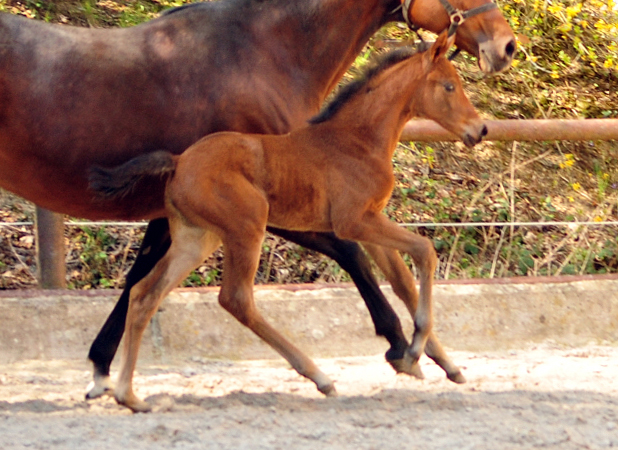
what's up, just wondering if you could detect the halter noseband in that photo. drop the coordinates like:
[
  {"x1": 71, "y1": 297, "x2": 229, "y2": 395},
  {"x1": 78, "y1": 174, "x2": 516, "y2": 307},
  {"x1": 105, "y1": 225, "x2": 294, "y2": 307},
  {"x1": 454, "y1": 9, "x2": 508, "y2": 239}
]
[{"x1": 400, "y1": 0, "x2": 498, "y2": 37}]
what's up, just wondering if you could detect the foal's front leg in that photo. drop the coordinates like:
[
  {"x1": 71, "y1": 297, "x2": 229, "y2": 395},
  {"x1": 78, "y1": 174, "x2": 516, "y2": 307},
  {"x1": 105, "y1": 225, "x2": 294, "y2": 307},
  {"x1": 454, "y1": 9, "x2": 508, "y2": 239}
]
[{"x1": 363, "y1": 243, "x2": 466, "y2": 383}]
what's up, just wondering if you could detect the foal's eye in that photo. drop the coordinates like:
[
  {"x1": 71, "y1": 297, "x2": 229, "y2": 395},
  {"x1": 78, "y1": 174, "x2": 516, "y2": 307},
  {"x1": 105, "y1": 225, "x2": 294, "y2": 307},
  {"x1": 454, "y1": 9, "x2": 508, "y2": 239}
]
[{"x1": 444, "y1": 82, "x2": 455, "y2": 93}]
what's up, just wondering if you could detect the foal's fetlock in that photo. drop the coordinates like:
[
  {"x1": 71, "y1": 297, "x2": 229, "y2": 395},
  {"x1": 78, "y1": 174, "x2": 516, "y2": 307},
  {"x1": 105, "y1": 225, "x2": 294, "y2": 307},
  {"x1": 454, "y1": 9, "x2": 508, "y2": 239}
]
[
  {"x1": 408, "y1": 329, "x2": 430, "y2": 366},
  {"x1": 314, "y1": 373, "x2": 337, "y2": 397},
  {"x1": 308, "y1": 369, "x2": 337, "y2": 396}
]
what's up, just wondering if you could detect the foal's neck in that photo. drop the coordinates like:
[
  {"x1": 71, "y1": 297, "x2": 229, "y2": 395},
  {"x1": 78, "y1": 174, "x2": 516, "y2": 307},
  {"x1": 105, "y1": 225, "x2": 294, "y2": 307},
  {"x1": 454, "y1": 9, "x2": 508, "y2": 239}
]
[{"x1": 327, "y1": 56, "x2": 425, "y2": 158}]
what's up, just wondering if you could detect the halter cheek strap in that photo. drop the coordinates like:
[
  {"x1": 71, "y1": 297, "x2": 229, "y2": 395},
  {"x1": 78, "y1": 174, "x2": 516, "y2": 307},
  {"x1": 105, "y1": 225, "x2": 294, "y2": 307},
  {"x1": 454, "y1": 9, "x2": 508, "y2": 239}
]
[
  {"x1": 399, "y1": 0, "x2": 498, "y2": 37},
  {"x1": 438, "y1": 0, "x2": 498, "y2": 37}
]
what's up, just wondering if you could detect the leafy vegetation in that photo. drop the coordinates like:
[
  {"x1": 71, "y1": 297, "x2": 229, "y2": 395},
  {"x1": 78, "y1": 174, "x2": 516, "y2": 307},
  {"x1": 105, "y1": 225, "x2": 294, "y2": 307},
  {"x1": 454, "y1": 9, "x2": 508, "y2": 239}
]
[{"x1": 0, "y1": 0, "x2": 617, "y2": 288}]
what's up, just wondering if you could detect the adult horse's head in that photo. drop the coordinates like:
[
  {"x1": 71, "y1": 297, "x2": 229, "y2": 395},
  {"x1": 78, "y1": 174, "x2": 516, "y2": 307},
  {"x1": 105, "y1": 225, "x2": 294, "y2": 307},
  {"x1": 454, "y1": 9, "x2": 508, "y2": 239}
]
[{"x1": 403, "y1": 0, "x2": 516, "y2": 74}]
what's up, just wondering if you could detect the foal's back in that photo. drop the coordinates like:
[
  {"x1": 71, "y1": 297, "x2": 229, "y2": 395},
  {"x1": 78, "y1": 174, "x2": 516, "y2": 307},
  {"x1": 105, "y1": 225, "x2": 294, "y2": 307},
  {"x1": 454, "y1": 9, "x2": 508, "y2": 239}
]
[{"x1": 169, "y1": 129, "x2": 336, "y2": 233}]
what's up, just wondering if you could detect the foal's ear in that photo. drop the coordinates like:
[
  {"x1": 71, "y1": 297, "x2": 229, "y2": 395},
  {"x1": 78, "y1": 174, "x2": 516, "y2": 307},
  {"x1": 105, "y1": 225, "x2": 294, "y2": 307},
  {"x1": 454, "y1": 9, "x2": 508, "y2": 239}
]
[{"x1": 426, "y1": 30, "x2": 456, "y2": 64}]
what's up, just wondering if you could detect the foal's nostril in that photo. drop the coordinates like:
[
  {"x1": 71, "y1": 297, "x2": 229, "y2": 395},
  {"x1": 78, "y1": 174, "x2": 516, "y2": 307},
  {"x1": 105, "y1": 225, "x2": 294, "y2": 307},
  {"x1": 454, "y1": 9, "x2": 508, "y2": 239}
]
[
  {"x1": 481, "y1": 124, "x2": 488, "y2": 137},
  {"x1": 505, "y1": 39, "x2": 516, "y2": 58}
]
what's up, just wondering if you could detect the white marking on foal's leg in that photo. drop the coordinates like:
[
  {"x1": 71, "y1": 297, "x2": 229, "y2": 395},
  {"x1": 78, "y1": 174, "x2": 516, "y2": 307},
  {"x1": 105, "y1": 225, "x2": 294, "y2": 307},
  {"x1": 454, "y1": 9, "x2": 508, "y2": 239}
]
[
  {"x1": 85, "y1": 373, "x2": 114, "y2": 399},
  {"x1": 314, "y1": 371, "x2": 337, "y2": 396}
]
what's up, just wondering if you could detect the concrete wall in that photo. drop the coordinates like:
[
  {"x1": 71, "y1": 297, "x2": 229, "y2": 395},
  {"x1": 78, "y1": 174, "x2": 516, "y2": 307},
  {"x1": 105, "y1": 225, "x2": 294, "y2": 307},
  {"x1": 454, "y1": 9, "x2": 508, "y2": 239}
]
[{"x1": 1, "y1": 275, "x2": 617, "y2": 364}]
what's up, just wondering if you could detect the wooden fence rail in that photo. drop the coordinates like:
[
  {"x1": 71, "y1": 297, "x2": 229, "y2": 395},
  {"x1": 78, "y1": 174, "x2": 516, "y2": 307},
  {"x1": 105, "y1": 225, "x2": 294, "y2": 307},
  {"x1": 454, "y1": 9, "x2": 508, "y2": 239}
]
[{"x1": 400, "y1": 118, "x2": 618, "y2": 142}]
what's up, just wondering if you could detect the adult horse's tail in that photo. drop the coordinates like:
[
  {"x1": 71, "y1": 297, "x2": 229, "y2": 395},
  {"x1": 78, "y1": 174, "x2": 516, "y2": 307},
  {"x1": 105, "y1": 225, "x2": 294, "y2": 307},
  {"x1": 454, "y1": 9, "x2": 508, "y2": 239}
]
[{"x1": 89, "y1": 150, "x2": 176, "y2": 199}]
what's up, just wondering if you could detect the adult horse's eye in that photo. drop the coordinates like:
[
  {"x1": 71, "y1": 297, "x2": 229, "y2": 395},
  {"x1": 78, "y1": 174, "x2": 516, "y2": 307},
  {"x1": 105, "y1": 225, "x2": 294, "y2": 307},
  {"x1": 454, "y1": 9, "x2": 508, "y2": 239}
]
[{"x1": 444, "y1": 82, "x2": 455, "y2": 92}]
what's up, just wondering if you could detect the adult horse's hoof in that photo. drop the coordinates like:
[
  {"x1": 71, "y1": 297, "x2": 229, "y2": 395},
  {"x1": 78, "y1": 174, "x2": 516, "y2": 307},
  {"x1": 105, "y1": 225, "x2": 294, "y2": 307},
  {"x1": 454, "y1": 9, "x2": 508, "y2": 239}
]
[
  {"x1": 447, "y1": 370, "x2": 467, "y2": 384},
  {"x1": 85, "y1": 376, "x2": 114, "y2": 400}
]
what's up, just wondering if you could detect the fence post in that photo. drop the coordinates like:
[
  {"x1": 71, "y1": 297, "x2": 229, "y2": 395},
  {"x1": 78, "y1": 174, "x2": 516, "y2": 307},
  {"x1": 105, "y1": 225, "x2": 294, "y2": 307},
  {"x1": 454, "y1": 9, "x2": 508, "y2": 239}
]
[{"x1": 35, "y1": 206, "x2": 66, "y2": 289}]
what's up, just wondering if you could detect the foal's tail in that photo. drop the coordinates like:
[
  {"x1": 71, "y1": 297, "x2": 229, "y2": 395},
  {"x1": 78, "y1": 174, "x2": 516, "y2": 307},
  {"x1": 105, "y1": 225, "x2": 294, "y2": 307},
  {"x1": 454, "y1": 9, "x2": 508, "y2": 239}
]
[{"x1": 89, "y1": 150, "x2": 176, "y2": 199}]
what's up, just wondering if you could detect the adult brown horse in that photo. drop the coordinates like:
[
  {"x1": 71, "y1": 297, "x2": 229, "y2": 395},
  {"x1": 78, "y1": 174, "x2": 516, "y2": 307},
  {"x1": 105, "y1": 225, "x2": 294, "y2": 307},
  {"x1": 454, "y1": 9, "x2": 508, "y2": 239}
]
[
  {"x1": 0, "y1": 0, "x2": 515, "y2": 398},
  {"x1": 90, "y1": 31, "x2": 486, "y2": 412}
]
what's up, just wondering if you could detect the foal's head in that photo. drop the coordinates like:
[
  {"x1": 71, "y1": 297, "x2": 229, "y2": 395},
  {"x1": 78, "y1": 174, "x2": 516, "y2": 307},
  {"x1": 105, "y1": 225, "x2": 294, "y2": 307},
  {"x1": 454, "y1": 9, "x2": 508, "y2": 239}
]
[{"x1": 412, "y1": 32, "x2": 487, "y2": 147}]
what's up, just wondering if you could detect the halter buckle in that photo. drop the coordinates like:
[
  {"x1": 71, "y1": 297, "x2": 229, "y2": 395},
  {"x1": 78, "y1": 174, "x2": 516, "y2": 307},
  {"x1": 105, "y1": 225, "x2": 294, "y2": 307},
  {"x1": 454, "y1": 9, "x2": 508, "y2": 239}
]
[
  {"x1": 447, "y1": 10, "x2": 465, "y2": 36},
  {"x1": 450, "y1": 10, "x2": 466, "y2": 26},
  {"x1": 400, "y1": 0, "x2": 499, "y2": 45}
]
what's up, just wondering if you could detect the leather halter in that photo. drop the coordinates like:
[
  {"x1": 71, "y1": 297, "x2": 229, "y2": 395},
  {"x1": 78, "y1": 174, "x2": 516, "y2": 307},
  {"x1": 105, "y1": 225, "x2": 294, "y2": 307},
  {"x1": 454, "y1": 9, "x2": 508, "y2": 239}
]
[{"x1": 401, "y1": 0, "x2": 498, "y2": 37}]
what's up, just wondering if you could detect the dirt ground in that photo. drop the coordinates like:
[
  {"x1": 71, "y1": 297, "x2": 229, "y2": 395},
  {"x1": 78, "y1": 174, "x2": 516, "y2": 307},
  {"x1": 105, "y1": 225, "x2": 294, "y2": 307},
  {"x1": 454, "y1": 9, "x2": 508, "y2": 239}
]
[{"x1": 0, "y1": 344, "x2": 617, "y2": 449}]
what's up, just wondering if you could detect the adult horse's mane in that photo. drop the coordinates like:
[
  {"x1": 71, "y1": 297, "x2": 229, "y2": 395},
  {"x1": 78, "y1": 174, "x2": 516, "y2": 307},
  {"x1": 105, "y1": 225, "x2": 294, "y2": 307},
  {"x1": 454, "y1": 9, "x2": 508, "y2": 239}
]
[
  {"x1": 309, "y1": 47, "x2": 418, "y2": 125},
  {"x1": 160, "y1": 2, "x2": 208, "y2": 16},
  {"x1": 161, "y1": 0, "x2": 304, "y2": 16},
  {"x1": 160, "y1": 0, "x2": 323, "y2": 36}
]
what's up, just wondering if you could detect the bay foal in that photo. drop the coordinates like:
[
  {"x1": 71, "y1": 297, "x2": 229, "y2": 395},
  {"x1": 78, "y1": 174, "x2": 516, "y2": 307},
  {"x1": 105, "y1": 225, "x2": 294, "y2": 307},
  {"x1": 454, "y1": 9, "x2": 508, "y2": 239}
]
[{"x1": 90, "y1": 32, "x2": 486, "y2": 412}]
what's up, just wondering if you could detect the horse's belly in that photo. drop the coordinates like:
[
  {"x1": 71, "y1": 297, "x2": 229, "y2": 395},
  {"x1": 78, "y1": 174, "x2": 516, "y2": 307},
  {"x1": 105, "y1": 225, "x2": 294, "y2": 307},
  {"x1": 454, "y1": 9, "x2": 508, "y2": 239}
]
[
  {"x1": 0, "y1": 164, "x2": 166, "y2": 221},
  {"x1": 267, "y1": 206, "x2": 332, "y2": 233}
]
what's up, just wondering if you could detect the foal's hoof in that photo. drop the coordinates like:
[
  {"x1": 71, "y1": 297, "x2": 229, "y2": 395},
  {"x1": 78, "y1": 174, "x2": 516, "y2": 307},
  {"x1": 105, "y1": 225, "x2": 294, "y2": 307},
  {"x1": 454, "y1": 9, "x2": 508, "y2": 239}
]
[
  {"x1": 85, "y1": 376, "x2": 114, "y2": 400},
  {"x1": 115, "y1": 393, "x2": 152, "y2": 413},
  {"x1": 318, "y1": 383, "x2": 338, "y2": 397},
  {"x1": 447, "y1": 370, "x2": 467, "y2": 384},
  {"x1": 387, "y1": 353, "x2": 425, "y2": 380}
]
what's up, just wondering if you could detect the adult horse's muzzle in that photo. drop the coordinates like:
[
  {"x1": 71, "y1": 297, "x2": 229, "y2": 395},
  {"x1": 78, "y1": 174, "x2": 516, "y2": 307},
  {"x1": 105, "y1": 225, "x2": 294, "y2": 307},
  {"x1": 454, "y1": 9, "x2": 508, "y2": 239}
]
[
  {"x1": 478, "y1": 35, "x2": 517, "y2": 74},
  {"x1": 462, "y1": 122, "x2": 488, "y2": 147}
]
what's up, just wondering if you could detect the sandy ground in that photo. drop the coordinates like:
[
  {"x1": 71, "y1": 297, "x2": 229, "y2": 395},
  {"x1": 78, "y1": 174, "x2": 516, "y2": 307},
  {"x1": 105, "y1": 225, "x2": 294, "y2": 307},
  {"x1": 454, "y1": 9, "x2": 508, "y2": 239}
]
[{"x1": 1, "y1": 344, "x2": 617, "y2": 450}]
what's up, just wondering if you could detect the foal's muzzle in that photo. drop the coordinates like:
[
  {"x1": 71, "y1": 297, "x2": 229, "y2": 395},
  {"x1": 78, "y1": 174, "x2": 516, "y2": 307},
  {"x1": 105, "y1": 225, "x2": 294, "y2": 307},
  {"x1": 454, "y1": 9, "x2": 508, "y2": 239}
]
[{"x1": 463, "y1": 123, "x2": 488, "y2": 147}]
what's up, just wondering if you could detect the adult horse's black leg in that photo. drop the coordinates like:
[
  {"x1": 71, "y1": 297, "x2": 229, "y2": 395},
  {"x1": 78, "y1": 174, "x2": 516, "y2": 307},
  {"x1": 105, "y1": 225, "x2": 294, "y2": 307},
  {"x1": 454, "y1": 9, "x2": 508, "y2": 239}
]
[
  {"x1": 267, "y1": 228, "x2": 410, "y2": 366},
  {"x1": 86, "y1": 218, "x2": 171, "y2": 399}
]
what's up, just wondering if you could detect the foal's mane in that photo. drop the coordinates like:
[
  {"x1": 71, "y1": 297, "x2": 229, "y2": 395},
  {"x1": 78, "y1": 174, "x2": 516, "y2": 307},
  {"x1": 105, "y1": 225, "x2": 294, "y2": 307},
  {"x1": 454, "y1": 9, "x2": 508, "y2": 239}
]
[{"x1": 308, "y1": 47, "x2": 418, "y2": 125}]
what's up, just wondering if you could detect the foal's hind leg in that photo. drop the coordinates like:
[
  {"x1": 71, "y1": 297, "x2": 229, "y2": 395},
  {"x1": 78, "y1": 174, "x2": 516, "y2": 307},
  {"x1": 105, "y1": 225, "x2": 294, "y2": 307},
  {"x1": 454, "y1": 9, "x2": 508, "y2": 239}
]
[
  {"x1": 337, "y1": 213, "x2": 438, "y2": 370},
  {"x1": 363, "y1": 243, "x2": 466, "y2": 384},
  {"x1": 87, "y1": 218, "x2": 171, "y2": 400},
  {"x1": 220, "y1": 231, "x2": 336, "y2": 396},
  {"x1": 115, "y1": 225, "x2": 220, "y2": 412}
]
